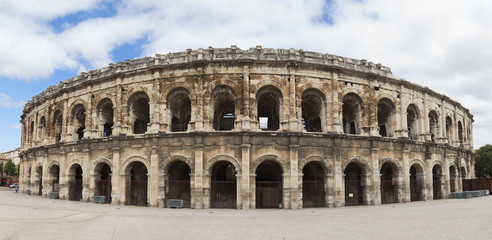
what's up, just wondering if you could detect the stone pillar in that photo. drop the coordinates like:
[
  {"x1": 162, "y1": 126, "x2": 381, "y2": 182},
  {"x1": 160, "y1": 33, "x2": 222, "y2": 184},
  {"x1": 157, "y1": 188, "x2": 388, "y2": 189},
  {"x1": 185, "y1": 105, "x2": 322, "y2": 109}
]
[
  {"x1": 288, "y1": 143, "x2": 300, "y2": 209},
  {"x1": 89, "y1": 173, "x2": 100, "y2": 201},
  {"x1": 333, "y1": 143, "x2": 344, "y2": 207},
  {"x1": 370, "y1": 146, "x2": 380, "y2": 205},
  {"x1": 241, "y1": 66, "x2": 251, "y2": 130},
  {"x1": 192, "y1": 138, "x2": 204, "y2": 209},
  {"x1": 425, "y1": 153, "x2": 433, "y2": 200},
  {"x1": 82, "y1": 149, "x2": 90, "y2": 202},
  {"x1": 402, "y1": 149, "x2": 411, "y2": 203},
  {"x1": 111, "y1": 146, "x2": 122, "y2": 205},
  {"x1": 113, "y1": 77, "x2": 123, "y2": 136},
  {"x1": 325, "y1": 173, "x2": 335, "y2": 207},
  {"x1": 288, "y1": 70, "x2": 299, "y2": 131},
  {"x1": 241, "y1": 143, "x2": 251, "y2": 209},
  {"x1": 332, "y1": 72, "x2": 342, "y2": 133},
  {"x1": 149, "y1": 148, "x2": 159, "y2": 207}
]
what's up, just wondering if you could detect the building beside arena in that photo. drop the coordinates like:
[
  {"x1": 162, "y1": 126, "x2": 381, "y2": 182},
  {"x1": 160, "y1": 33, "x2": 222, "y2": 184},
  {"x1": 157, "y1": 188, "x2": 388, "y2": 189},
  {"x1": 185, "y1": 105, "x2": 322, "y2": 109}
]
[{"x1": 19, "y1": 46, "x2": 473, "y2": 209}]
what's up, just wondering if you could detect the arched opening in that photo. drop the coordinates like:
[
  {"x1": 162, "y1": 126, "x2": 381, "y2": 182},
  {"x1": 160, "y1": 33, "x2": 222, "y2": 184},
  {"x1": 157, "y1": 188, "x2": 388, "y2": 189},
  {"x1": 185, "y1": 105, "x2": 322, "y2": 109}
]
[
  {"x1": 461, "y1": 167, "x2": 467, "y2": 179},
  {"x1": 128, "y1": 92, "x2": 150, "y2": 134},
  {"x1": 458, "y1": 121, "x2": 463, "y2": 144},
  {"x1": 39, "y1": 116, "x2": 46, "y2": 141},
  {"x1": 409, "y1": 164, "x2": 424, "y2": 201},
  {"x1": 95, "y1": 163, "x2": 112, "y2": 203},
  {"x1": 166, "y1": 161, "x2": 191, "y2": 208},
  {"x1": 168, "y1": 88, "x2": 191, "y2": 132},
  {"x1": 407, "y1": 104, "x2": 419, "y2": 140},
  {"x1": 256, "y1": 160, "x2": 283, "y2": 208},
  {"x1": 49, "y1": 165, "x2": 60, "y2": 193},
  {"x1": 428, "y1": 110, "x2": 439, "y2": 143},
  {"x1": 377, "y1": 98, "x2": 395, "y2": 137},
  {"x1": 97, "y1": 98, "x2": 114, "y2": 137},
  {"x1": 36, "y1": 166, "x2": 43, "y2": 196},
  {"x1": 344, "y1": 162, "x2": 365, "y2": 206},
  {"x1": 342, "y1": 93, "x2": 363, "y2": 134},
  {"x1": 380, "y1": 162, "x2": 398, "y2": 204},
  {"x1": 71, "y1": 104, "x2": 86, "y2": 140},
  {"x1": 301, "y1": 89, "x2": 324, "y2": 132},
  {"x1": 212, "y1": 86, "x2": 236, "y2": 131},
  {"x1": 53, "y1": 110, "x2": 63, "y2": 143},
  {"x1": 29, "y1": 121, "x2": 34, "y2": 143},
  {"x1": 210, "y1": 161, "x2": 236, "y2": 208},
  {"x1": 432, "y1": 165, "x2": 442, "y2": 200},
  {"x1": 68, "y1": 164, "x2": 83, "y2": 201},
  {"x1": 445, "y1": 116, "x2": 453, "y2": 143},
  {"x1": 257, "y1": 86, "x2": 282, "y2": 131},
  {"x1": 449, "y1": 166, "x2": 456, "y2": 193},
  {"x1": 302, "y1": 161, "x2": 326, "y2": 208},
  {"x1": 126, "y1": 162, "x2": 148, "y2": 206}
]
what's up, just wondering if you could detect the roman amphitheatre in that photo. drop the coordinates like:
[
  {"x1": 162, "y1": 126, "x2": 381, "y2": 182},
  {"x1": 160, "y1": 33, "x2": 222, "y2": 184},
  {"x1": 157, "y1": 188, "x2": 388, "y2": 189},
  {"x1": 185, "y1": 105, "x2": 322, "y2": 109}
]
[{"x1": 18, "y1": 46, "x2": 474, "y2": 209}]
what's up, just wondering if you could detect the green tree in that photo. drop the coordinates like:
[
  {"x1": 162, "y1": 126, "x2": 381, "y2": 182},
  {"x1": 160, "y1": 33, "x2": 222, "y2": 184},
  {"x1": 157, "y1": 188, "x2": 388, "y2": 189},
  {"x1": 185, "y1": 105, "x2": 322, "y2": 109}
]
[
  {"x1": 4, "y1": 159, "x2": 16, "y2": 176},
  {"x1": 475, "y1": 144, "x2": 492, "y2": 178},
  {"x1": 0, "y1": 162, "x2": 3, "y2": 175}
]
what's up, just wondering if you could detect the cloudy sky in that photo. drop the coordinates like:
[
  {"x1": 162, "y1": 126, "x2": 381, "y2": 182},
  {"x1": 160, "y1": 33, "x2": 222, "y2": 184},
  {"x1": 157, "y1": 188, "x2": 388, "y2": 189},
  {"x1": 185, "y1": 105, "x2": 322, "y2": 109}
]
[{"x1": 0, "y1": 0, "x2": 491, "y2": 151}]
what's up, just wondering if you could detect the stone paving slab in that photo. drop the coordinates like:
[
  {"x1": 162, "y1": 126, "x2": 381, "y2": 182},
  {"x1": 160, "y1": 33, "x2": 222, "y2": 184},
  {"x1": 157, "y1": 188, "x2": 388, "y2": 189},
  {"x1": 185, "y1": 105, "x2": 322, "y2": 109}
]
[{"x1": 0, "y1": 187, "x2": 491, "y2": 240}]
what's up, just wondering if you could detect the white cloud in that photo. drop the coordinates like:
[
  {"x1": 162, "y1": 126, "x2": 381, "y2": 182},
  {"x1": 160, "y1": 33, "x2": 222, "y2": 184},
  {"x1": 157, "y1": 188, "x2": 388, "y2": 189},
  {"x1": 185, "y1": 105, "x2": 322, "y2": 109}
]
[
  {"x1": 9, "y1": 124, "x2": 21, "y2": 130},
  {"x1": 0, "y1": 0, "x2": 491, "y2": 147},
  {"x1": 0, "y1": 92, "x2": 24, "y2": 108}
]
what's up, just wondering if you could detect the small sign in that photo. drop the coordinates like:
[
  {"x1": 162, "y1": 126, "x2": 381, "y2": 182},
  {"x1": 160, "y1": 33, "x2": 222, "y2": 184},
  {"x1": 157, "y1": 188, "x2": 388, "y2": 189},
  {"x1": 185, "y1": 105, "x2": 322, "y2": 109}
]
[{"x1": 349, "y1": 193, "x2": 354, "y2": 198}]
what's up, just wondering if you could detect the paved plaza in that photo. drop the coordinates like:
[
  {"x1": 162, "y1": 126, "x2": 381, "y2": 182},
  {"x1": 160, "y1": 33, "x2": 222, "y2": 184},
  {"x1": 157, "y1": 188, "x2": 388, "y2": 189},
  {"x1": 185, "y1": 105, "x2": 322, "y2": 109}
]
[{"x1": 0, "y1": 187, "x2": 490, "y2": 240}]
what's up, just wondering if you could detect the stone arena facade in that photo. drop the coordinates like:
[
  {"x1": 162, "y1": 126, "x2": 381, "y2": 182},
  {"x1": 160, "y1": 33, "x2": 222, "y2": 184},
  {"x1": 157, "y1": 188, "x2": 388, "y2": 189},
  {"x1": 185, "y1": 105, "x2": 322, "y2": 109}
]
[{"x1": 19, "y1": 46, "x2": 474, "y2": 209}]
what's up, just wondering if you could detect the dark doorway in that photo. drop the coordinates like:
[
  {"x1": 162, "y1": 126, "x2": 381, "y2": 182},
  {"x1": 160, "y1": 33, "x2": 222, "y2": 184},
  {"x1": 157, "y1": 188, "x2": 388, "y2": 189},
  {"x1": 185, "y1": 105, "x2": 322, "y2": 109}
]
[
  {"x1": 380, "y1": 163, "x2": 398, "y2": 204},
  {"x1": 95, "y1": 164, "x2": 112, "y2": 204},
  {"x1": 211, "y1": 161, "x2": 236, "y2": 208},
  {"x1": 37, "y1": 166, "x2": 43, "y2": 196},
  {"x1": 69, "y1": 164, "x2": 83, "y2": 201},
  {"x1": 50, "y1": 165, "x2": 60, "y2": 192},
  {"x1": 256, "y1": 161, "x2": 283, "y2": 208},
  {"x1": 302, "y1": 162, "x2": 325, "y2": 208},
  {"x1": 127, "y1": 162, "x2": 148, "y2": 206},
  {"x1": 344, "y1": 162, "x2": 364, "y2": 206},
  {"x1": 410, "y1": 165, "x2": 423, "y2": 201},
  {"x1": 433, "y1": 165, "x2": 442, "y2": 200},
  {"x1": 166, "y1": 161, "x2": 191, "y2": 208}
]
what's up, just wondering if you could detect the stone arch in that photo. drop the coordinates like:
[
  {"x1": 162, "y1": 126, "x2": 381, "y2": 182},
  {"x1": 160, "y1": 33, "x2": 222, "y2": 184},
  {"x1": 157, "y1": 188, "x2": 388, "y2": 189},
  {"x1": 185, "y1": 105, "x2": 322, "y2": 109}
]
[
  {"x1": 297, "y1": 82, "x2": 329, "y2": 100},
  {"x1": 167, "y1": 87, "x2": 192, "y2": 132},
  {"x1": 68, "y1": 99, "x2": 89, "y2": 116},
  {"x1": 47, "y1": 161, "x2": 60, "y2": 171},
  {"x1": 428, "y1": 109, "x2": 440, "y2": 142},
  {"x1": 96, "y1": 98, "x2": 115, "y2": 137},
  {"x1": 66, "y1": 160, "x2": 84, "y2": 176},
  {"x1": 252, "y1": 80, "x2": 288, "y2": 100},
  {"x1": 377, "y1": 97, "x2": 396, "y2": 137},
  {"x1": 409, "y1": 159, "x2": 425, "y2": 172},
  {"x1": 250, "y1": 154, "x2": 288, "y2": 174},
  {"x1": 256, "y1": 85, "x2": 283, "y2": 131},
  {"x1": 122, "y1": 86, "x2": 152, "y2": 105},
  {"x1": 161, "y1": 82, "x2": 196, "y2": 103},
  {"x1": 205, "y1": 154, "x2": 241, "y2": 174},
  {"x1": 92, "y1": 158, "x2": 113, "y2": 174},
  {"x1": 406, "y1": 103, "x2": 421, "y2": 140},
  {"x1": 120, "y1": 156, "x2": 150, "y2": 175},
  {"x1": 210, "y1": 85, "x2": 238, "y2": 131},
  {"x1": 301, "y1": 88, "x2": 326, "y2": 132},
  {"x1": 298, "y1": 155, "x2": 332, "y2": 175},
  {"x1": 342, "y1": 156, "x2": 371, "y2": 174},
  {"x1": 160, "y1": 155, "x2": 194, "y2": 174},
  {"x1": 342, "y1": 92, "x2": 364, "y2": 135},
  {"x1": 379, "y1": 157, "x2": 402, "y2": 174}
]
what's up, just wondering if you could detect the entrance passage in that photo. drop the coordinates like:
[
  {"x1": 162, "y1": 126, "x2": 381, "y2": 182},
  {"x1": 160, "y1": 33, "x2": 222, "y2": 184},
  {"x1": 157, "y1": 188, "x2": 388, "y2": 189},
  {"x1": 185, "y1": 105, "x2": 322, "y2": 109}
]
[
  {"x1": 449, "y1": 166, "x2": 456, "y2": 193},
  {"x1": 95, "y1": 164, "x2": 112, "y2": 203},
  {"x1": 433, "y1": 165, "x2": 442, "y2": 200},
  {"x1": 166, "y1": 161, "x2": 191, "y2": 208},
  {"x1": 380, "y1": 163, "x2": 397, "y2": 204},
  {"x1": 36, "y1": 166, "x2": 43, "y2": 196},
  {"x1": 410, "y1": 165, "x2": 423, "y2": 201},
  {"x1": 69, "y1": 164, "x2": 83, "y2": 201},
  {"x1": 211, "y1": 161, "x2": 236, "y2": 208},
  {"x1": 50, "y1": 165, "x2": 60, "y2": 192},
  {"x1": 302, "y1": 162, "x2": 325, "y2": 208},
  {"x1": 256, "y1": 161, "x2": 283, "y2": 208},
  {"x1": 127, "y1": 162, "x2": 148, "y2": 206},
  {"x1": 344, "y1": 162, "x2": 364, "y2": 206}
]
